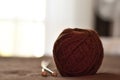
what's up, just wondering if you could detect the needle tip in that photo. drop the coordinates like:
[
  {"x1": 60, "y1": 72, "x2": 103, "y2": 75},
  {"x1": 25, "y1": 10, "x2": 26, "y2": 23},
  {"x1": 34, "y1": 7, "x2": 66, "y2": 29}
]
[
  {"x1": 41, "y1": 71, "x2": 48, "y2": 77},
  {"x1": 51, "y1": 72, "x2": 57, "y2": 77}
]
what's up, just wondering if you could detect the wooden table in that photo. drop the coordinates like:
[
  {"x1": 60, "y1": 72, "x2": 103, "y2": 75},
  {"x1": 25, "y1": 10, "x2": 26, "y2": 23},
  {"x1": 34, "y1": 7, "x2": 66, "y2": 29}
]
[{"x1": 0, "y1": 55, "x2": 120, "y2": 80}]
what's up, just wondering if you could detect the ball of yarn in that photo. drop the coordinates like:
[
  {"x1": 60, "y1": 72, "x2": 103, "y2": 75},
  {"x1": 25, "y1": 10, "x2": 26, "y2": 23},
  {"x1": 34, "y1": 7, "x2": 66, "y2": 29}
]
[{"x1": 53, "y1": 28, "x2": 104, "y2": 77}]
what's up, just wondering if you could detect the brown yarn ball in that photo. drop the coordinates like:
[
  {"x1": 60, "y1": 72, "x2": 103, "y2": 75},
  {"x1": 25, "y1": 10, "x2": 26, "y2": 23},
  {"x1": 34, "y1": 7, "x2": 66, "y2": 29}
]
[{"x1": 53, "y1": 28, "x2": 104, "y2": 77}]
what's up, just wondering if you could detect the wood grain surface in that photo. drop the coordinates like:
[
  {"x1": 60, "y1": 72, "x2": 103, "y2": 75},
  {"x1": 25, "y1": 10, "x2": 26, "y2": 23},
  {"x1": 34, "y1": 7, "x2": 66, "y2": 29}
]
[{"x1": 0, "y1": 55, "x2": 120, "y2": 80}]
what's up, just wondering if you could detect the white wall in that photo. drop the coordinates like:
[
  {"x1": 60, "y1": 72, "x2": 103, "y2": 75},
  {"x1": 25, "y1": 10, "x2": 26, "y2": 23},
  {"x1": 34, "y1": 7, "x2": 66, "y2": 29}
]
[
  {"x1": 101, "y1": 37, "x2": 120, "y2": 55},
  {"x1": 45, "y1": 0, "x2": 94, "y2": 55}
]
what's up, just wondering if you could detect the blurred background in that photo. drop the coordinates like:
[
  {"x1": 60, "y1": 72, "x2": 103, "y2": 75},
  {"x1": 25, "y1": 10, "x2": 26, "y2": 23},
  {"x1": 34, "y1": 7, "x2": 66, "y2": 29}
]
[{"x1": 0, "y1": 0, "x2": 120, "y2": 57}]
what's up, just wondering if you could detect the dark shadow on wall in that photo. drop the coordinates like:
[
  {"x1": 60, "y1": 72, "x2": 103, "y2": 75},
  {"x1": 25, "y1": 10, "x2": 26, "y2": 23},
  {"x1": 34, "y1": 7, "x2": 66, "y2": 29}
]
[{"x1": 94, "y1": 13, "x2": 112, "y2": 37}]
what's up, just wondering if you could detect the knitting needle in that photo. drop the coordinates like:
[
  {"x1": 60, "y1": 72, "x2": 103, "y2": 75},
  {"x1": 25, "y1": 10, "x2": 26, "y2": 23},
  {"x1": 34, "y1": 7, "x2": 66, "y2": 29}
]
[
  {"x1": 43, "y1": 66, "x2": 57, "y2": 77},
  {"x1": 41, "y1": 68, "x2": 48, "y2": 77},
  {"x1": 41, "y1": 60, "x2": 57, "y2": 77}
]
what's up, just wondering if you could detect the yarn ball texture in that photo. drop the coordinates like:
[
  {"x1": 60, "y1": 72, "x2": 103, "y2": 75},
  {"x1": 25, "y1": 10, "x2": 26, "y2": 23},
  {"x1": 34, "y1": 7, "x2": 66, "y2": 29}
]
[{"x1": 53, "y1": 28, "x2": 104, "y2": 77}]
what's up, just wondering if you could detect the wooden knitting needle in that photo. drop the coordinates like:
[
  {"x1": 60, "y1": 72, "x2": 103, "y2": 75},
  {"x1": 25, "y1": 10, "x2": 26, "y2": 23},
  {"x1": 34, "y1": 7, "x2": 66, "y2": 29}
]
[
  {"x1": 43, "y1": 66, "x2": 57, "y2": 77},
  {"x1": 41, "y1": 68, "x2": 48, "y2": 77},
  {"x1": 41, "y1": 60, "x2": 57, "y2": 77}
]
